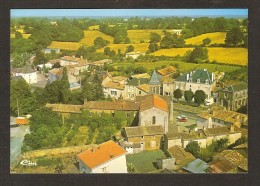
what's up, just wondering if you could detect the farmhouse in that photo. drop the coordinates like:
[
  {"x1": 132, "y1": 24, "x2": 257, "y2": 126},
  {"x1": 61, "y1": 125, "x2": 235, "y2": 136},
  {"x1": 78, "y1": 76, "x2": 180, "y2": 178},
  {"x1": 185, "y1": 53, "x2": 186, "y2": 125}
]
[
  {"x1": 218, "y1": 83, "x2": 248, "y2": 111},
  {"x1": 125, "y1": 51, "x2": 145, "y2": 59},
  {"x1": 11, "y1": 65, "x2": 38, "y2": 84},
  {"x1": 174, "y1": 69, "x2": 215, "y2": 100},
  {"x1": 123, "y1": 125, "x2": 164, "y2": 151},
  {"x1": 77, "y1": 140, "x2": 128, "y2": 173}
]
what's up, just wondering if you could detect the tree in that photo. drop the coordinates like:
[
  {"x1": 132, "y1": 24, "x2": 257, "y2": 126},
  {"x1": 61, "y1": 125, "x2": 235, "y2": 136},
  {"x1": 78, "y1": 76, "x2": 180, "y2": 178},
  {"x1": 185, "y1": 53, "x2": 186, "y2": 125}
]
[
  {"x1": 194, "y1": 90, "x2": 207, "y2": 106},
  {"x1": 173, "y1": 89, "x2": 182, "y2": 103},
  {"x1": 185, "y1": 141, "x2": 200, "y2": 157},
  {"x1": 202, "y1": 38, "x2": 211, "y2": 46},
  {"x1": 225, "y1": 27, "x2": 244, "y2": 46},
  {"x1": 243, "y1": 34, "x2": 248, "y2": 48},
  {"x1": 125, "y1": 37, "x2": 130, "y2": 44},
  {"x1": 189, "y1": 46, "x2": 208, "y2": 63},
  {"x1": 15, "y1": 31, "x2": 23, "y2": 39},
  {"x1": 60, "y1": 67, "x2": 70, "y2": 103},
  {"x1": 33, "y1": 50, "x2": 47, "y2": 66},
  {"x1": 94, "y1": 37, "x2": 110, "y2": 48},
  {"x1": 184, "y1": 90, "x2": 194, "y2": 103},
  {"x1": 125, "y1": 45, "x2": 134, "y2": 53},
  {"x1": 150, "y1": 32, "x2": 161, "y2": 43},
  {"x1": 104, "y1": 47, "x2": 111, "y2": 55}
]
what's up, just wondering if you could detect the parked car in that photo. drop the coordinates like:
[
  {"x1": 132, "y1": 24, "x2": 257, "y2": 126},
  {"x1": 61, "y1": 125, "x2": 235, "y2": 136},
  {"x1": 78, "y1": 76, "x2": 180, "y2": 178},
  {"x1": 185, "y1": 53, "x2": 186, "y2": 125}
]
[{"x1": 177, "y1": 115, "x2": 187, "y2": 122}]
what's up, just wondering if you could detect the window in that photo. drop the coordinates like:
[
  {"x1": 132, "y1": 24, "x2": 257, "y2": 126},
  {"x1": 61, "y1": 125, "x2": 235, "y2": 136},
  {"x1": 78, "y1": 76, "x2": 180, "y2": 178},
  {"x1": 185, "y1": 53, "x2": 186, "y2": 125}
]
[
  {"x1": 111, "y1": 91, "x2": 117, "y2": 95},
  {"x1": 152, "y1": 116, "x2": 156, "y2": 124},
  {"x1": 139, "y1": 91, "x2": 142, "y2": 95},
  {"x1": 197, "y1": 79, "x2": 200, "y2": 83},
  {"x1": 205, "y1": 79, "x2": 209, "y2": 84},
  {"x1": 101, "y1": 166, "x2": 109, "y2": 173}
]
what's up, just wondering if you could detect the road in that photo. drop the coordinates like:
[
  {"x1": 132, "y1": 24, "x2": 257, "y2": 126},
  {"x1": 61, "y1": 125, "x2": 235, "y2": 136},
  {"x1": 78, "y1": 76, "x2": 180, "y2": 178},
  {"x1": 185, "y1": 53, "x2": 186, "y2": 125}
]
[{"x1": 10, "y1": 117, "x2": 30, "y2": 165}]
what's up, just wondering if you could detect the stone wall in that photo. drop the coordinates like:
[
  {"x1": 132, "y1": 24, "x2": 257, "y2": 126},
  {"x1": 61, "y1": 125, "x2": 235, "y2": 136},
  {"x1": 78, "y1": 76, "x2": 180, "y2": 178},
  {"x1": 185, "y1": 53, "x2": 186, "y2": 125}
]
[{"x1": 157, "y1": 158, "x2": 175, "y2": 170}]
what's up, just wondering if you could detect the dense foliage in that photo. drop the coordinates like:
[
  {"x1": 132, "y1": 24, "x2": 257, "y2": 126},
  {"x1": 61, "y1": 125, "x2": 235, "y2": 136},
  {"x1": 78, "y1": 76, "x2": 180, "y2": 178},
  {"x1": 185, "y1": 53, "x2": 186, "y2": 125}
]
[{"x1": 194, "y1": 90, "x2": 207, "y2": 106}]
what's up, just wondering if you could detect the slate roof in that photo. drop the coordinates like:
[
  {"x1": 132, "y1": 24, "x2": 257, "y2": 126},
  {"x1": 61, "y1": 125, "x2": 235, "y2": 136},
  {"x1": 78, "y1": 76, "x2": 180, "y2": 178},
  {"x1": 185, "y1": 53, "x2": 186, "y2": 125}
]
[
  {"x1": 77, "y1": 140, "x2": 127, "y2": 169},
  {"x1": 183, "y1": 158, "x2": 209, "y2": 173},
  {"x1": 126, "y1": 78, "x2": 149, "y2": 86},
  {"x1": 139, "y1": 94, "x2": 168, "y2": 112},
  {"x1": 225, "y1": 83, "x2": 248, "y2": 92},
  {"x1": 124, "y1": 125, "x2": 164, "y2": 137},
  {"x1": 157, "y1": 66, "x2": 177, "y2": 76},
  {"x1": 207, "y1": 159, "x2": 236, "y2": 173},
  {"x1": 175, "y1": 69, "x2": 213, "y2": 84},
  {"x1": 46, "y1": 103, "x2": 82, "y2": 113},
  {"x1": 149, "y1": 70, "x2": 162, "y2": 85},
  {"x1": 83, "y1": 100, "x2": 140, "y2": 111},
  {"x1": 167, "y1": 145, "x2": 196, "y2": 165}
]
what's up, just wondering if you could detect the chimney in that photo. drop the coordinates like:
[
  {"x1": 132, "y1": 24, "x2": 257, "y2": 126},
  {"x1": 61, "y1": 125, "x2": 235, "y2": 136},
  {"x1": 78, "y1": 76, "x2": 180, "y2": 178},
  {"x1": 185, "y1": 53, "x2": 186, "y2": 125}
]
[
  {"x1": 80, "y1": 55, "x2": 83, "y2": 60},
  {"x1": 138, "y1": 79, "x2": 141, "y2": 85},
  {"x1": 186, "y1": 73, "x2": 189, "y2": 81},
  {"x1": 91, "y1": 147, "x2": 95, "y2": 152},
  {"x1": 211, "y1": 73, "x2": 214, "y2": 82}
]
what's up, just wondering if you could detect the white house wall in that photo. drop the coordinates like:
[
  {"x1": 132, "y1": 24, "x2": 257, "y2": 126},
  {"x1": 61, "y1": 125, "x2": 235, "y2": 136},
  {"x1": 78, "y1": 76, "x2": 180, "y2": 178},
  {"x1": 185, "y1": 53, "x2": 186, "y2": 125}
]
[
  {"x1": 139, "y1": 107, "x2": 169, "y2": 133},
  {"x1": 18, "y1": 72, "x2": 37, "y2": 84}
]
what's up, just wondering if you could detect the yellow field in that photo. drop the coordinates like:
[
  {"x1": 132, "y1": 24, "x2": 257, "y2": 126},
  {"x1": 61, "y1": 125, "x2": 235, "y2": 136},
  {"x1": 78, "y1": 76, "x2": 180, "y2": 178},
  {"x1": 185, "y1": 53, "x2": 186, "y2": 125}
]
[
  {"x1": 96, "y1": 43, "x2": 150, "y2": 53},
  {"x1": 79, "y1": 30, "x2": 114, "y2": 46},
  {"x1": 152, "y1": 48, "x2": 193, "y2": 56},
  {"x1": 208, "y1": 47, "x2": 248, "y2": 65},
  {"x1": 10, "y1": 33, "x2": 31, "y2": 39},
  {"x1": 185, "y1": 32, "x2": 226, "y2": 45},
  {"x1": 127, "y1": 29, "x2": 171, "y2": 43},
  {"x1": 88, "y1": 25, "x2": 99, "y2": 30},
  {"x1": 112, "y1": 61, "x2": 242, "y2": 74},
  {"x1": 48, "y1": 41, "x2": 82, "y2": 50},
  {"x1": 152, "y1": 47, "x2": 248, "y2": 66}
]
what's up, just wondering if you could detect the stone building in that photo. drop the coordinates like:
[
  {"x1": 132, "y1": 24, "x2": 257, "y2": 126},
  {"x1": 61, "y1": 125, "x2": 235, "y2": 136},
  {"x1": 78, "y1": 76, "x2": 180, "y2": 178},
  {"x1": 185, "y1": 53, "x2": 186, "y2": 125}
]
[
  {"x1": 138, "y1": 94, "x2": 169, "y2": 133},
  {"x1": 124, "y1": 78, "x2": 149, "y2": 101},
  {"x1": 123, "y1": 125, "x2": 164, "y2": 151},
  {"x1": 174, "y1": 69, "x2": 215, "y2": 99},
  {"x1": 218, "y1": 83, "x2": 248, "y2": 111}
]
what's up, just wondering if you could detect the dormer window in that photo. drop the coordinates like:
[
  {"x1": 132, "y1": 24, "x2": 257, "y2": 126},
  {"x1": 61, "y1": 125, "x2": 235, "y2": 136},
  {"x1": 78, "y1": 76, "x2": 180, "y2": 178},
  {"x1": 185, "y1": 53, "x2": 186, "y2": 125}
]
[
  {"x1": 197, "y1": 79, "x2": 200, "y2": 84},
  {"x1": 188, "y1": 78, "x2": 192, "y2": 83},
  {"x1": 205, "y1": 79, "x2": 209, "y2": 84}
]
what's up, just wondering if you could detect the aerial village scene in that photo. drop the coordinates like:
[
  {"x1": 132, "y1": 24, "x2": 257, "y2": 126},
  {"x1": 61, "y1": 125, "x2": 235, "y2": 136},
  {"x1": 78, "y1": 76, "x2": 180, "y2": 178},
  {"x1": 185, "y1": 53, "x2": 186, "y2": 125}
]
[{"x1": 10, "y1": 9, "x2": 248, "y2": 174}]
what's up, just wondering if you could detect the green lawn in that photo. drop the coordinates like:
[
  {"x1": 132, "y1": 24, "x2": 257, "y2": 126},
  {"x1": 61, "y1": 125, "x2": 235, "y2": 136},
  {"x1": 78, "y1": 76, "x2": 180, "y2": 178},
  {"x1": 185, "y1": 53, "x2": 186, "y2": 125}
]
[{"x1": 126, "y1": 150, "x2": 166, "y2": 173}]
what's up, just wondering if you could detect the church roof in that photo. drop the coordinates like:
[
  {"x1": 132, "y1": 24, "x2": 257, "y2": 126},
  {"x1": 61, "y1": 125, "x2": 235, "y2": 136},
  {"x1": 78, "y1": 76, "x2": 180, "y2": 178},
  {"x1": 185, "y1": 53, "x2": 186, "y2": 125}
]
[{"x1": 149, "y1": 70, "x2": 162, "y2": 85}]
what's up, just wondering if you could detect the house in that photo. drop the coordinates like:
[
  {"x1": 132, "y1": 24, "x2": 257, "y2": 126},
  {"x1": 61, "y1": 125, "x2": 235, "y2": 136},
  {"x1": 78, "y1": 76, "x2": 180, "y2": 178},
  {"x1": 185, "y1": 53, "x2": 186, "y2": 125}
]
[
  {"x1": 172, "y1": 29, "x2": 182, "y2": 35},
  {"x1": 136, "y1": 84, "x2": 150, "y2": 97},
  {"x1": 182, "y1": 159, "x2": 209, "y2": 173},
  {"x1": 196, "y1": 107, "x2": 248, "y2": 129},
  {"x1": 77, "y1": 140, "x2": 128, "y2": 173},
  {"x1": 60, "y1": 55, "x2": 88, "y2": 67},
  {"x1": 166, "y1": 145, "x2": 196, "y2": 170},
  {"x1": 174, "y1": 69, "x2": 215, "y2": 100},
  {"x1": 11, "y1": 65, "x2": 37, "y2": 84},
  {"x1": 124, "y1": 78, "x2": 149, "y2": 100},
  {"x1": 138, "y1": 94, "x2": 169, "y2": 133},
  {"x1": 123, "y1": 125, "x2": 164, "y2": 151},
  {"x1": 207, "y1": 159, "x2": 237, "y2": 173},
  {"x1": 125, "y1": 51, "x2": 144, "y2": 59},
  {"x1": 118, "y1": 139, "x2": 142, "y2": 154},
  {"x1": 90, "y1": 59, "x2": 112, "y2": 69},
  {"x1": 213, "y1": 150, "x2": 248, "y2": 172},
  {"x1": 165, "y1": 126, "x2": 242, "y2": 149},
  {"x1": 48, "y1": 68, "x2": 63, "y2": 83},
  {"x1": 43, "y1": 48, "x2": 60, "y2": 54},
  {"x1": 218, "y1": 83, "x2": 248, "y2": 111},
  {"x1": 102, "y1": 81, "x2": 125, "y2": 100},
  {"x1": 162, "y1": 76, "x2": 174, "y2": 96}
]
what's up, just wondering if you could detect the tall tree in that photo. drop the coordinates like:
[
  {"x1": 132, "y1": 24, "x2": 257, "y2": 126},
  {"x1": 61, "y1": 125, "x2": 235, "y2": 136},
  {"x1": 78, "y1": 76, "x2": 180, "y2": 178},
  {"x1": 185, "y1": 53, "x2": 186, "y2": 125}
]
[
  {"x1": 173, "y1": 89, "x2": 182, "y2": 103},
  {"x1": 189, "y1": 46, "x2": 208, "y2": 63},
  {"x1": 125, "y1": 45, "x2": 134, "y2": 53},
  {"x1": 202, "y1": 38, "x2": 211, "y2": 46},
  {"x1": 225, "y1": 27, "x2": 244, "y2": 46},
  {"x1": 150, "y1": 32, "x2": 161, "y2": 43},
  {"x1": 194, "y1": 90, "x2": 207, "y2": 106},
  {"x1": 60, "y1": 67, "x2": 70, "y2": 103},
  {"x1": 184, "y1": 90, "x2": 194, "y2": 103},
  {"x1": 185, "y1": 141, "x2": 200, "y2": 157}
]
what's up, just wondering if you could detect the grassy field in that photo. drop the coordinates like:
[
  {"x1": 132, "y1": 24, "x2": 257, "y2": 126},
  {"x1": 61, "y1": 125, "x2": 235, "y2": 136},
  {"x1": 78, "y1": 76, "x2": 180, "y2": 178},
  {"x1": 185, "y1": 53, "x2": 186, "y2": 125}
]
[
  {"x1": 152, "y1": 47, "x2": 248, "y2": 66},
  {"x1": 80, "y1": 30, "x2": 114, "y2": 46},
  {"x1": 48, "y1": 41, "x2": 82, "y2": 50},
  {"x1": 111, "y1": 60, "x2": 243, "y2": 74},
  {"x1": 185, "y1": 32, "x2": 226, "y2": 45},
  {"x1": 127, "y1": 29, "x2": 169, "y2": 43},
  {"x1": 126, "y1": 150, "x2": 166, "y2": 173},
  {"x1": 96, "y1": 43, "x2": 150, "y2": 53}
]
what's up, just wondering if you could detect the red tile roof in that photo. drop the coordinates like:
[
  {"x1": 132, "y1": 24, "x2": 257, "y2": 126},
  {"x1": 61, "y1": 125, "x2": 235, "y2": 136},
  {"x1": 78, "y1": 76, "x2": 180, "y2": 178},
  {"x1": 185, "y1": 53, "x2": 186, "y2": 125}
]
[
  {"x1": 139, "y1": 94, "x2": 168, "y2": 112},
  {"x1": 77, "y1": 140, "x2": 127, "y2": 169}
]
